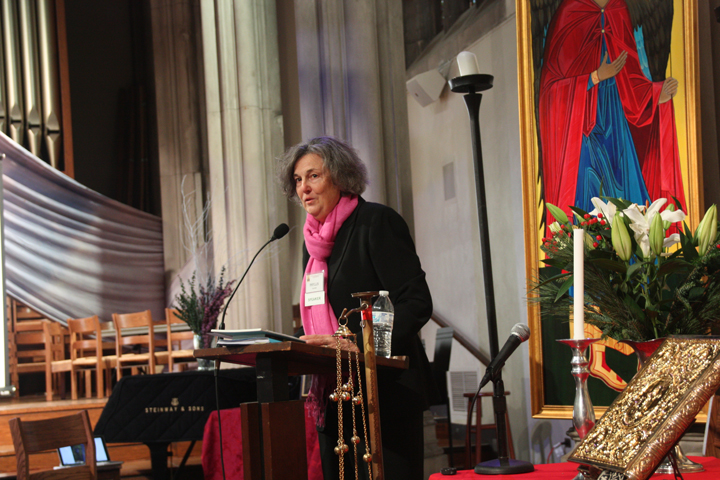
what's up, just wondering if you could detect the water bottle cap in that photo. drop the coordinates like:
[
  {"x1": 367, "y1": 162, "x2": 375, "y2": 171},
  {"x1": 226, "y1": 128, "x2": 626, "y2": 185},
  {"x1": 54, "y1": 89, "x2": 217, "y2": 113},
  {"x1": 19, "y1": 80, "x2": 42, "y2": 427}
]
[{"x1": 379, "y1": 290, "x2": 389, "y2": 296}]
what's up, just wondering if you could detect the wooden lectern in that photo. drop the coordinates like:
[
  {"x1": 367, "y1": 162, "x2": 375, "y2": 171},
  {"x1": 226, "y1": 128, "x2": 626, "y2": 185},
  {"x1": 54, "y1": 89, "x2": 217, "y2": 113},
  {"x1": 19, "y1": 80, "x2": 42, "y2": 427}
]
[{"x1": 195, "y1": 342, "x2": 408, "y2": 480}]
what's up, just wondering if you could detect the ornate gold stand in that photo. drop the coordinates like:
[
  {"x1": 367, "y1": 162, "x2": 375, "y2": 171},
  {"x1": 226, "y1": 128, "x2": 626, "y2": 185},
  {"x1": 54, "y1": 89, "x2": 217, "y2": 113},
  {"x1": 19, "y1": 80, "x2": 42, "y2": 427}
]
[
  {"x1": 623, "y1": 339, "x2": 704, "y2": 475},
  {"x1": 332, "y1": 291, "x2": 384, "y2": 480}
]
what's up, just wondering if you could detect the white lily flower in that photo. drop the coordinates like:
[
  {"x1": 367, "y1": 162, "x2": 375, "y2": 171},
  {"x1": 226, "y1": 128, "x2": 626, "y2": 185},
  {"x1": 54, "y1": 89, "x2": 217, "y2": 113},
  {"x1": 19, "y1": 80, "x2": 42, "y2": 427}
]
[
  {"x1": 624, "y1": 199, "x2": 686, "y2": 232},
  {"x1": 661, "y1": 205, "x2": 686, "y2": 225},
  {"x1": 660, "y1": 233, "x2": 681, "y2": 257},
  {"x1": 622, "y1": 199, "x2": 686, "y2": 259},
  {"x1": 635, "y1": 232, "x2": 651, "y2": 259},
  {"x1": 549, "y1": 222, "x2": 562, "y2": 234},
  {"x1": 589, "y1": 197, "x2": 617, "y2": 225},
  {"x1": 632, "y1": 232, "x2": 680, "y2": 259}
]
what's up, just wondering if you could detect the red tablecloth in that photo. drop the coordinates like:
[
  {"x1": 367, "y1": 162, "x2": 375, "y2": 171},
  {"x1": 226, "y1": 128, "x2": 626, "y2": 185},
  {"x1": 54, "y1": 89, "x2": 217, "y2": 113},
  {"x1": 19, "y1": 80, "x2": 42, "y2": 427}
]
[
  {"x1": 202, "y1": 404, "x2": 323, "y2": 480},
  {"x1": 429, "y1": 456, "x2": 720, "y2": 480}
]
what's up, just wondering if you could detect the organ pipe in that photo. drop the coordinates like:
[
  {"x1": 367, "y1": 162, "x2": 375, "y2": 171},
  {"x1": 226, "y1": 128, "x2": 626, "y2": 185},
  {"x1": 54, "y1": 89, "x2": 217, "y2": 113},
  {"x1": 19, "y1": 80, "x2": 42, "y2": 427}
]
[
  {"x1": 18, "y1": 0, "x2": 42, "y2": 156},
  {"x1": 0, "y1": 0, "x2": 64, "y2": 169},
  {"x1": 37, "y1": 0, "x2": 61, "y2": 168},
  {"x1": 3, "y1": 0, "x2": 24, "y2": 147}
]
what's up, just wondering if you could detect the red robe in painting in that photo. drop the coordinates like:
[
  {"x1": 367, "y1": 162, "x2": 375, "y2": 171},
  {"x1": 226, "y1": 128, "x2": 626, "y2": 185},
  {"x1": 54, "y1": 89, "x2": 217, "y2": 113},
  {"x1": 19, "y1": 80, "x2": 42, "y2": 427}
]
[{"x1": 539, "y1": 0, "x2": 686, "y2": 222}]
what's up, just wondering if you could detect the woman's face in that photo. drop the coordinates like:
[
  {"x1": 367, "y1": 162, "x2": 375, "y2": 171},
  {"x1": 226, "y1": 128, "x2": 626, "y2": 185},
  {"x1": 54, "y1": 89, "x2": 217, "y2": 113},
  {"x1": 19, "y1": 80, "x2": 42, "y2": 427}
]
[{"x1": 294, "y1": 153, "x2": 341, "y2": 223}]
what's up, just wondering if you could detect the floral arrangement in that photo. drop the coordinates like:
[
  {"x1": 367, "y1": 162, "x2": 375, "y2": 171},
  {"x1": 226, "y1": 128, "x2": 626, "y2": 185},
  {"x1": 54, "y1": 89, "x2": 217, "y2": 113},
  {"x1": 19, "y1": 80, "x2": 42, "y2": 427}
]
[
  {"x1": 532, "y1": 197, "x2": 720, "y2": 342},
  {"x1": 174, "y1": 266, "x2": 235, "y2": 341}
]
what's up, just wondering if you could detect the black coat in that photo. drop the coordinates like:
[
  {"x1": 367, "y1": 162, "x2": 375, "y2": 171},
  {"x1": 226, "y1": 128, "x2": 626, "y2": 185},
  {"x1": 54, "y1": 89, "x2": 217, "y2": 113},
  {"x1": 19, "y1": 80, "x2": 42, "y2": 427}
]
[
  {"x1": 301, "y1": 196, "x2": 434, "y2": 408},
  {"x1": 301, "y1": 197, "x2": 434, "y2": 479}
]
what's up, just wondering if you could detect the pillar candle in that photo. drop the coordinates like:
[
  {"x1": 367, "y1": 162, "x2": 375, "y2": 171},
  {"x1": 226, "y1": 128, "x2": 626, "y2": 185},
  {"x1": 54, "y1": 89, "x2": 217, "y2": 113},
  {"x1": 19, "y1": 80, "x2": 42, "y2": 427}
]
[
  {"x1": 457, "y1": 51, "x2": 480, "y2": 76},
  {"x1": 573, "y1": 228, "x2": 585, "y2": 339}
]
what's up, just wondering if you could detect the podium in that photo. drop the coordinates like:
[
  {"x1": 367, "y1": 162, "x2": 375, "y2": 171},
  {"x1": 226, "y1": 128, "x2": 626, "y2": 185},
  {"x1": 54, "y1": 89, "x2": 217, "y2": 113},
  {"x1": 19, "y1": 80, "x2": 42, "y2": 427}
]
[{"x1": 196, "y1": 342, "x2": 408, "y2": 480}]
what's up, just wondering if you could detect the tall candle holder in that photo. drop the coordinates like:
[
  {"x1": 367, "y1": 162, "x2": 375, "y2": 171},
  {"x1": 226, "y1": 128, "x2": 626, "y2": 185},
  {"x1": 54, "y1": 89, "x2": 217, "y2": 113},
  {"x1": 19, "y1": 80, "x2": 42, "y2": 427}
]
[
  {"x1": 449, "y1": 68, "x2": 498, "y2": 359},
  {"x1": 558, "y1": 338, "x2": 598, "y2": 480}
]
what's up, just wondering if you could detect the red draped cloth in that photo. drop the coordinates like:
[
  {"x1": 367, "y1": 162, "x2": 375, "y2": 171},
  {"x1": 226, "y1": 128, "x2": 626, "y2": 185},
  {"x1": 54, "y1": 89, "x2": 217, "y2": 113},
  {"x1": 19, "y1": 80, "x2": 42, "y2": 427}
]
[
  {"x1": 429, "y1": 456, "x2": 720, "y2": 480},
  {"x1": 202, "y1": 403, "x2": 323, "y2": 480},
  {"x1": 539, "y1": 0, "x2": 685, "y2": 222}
]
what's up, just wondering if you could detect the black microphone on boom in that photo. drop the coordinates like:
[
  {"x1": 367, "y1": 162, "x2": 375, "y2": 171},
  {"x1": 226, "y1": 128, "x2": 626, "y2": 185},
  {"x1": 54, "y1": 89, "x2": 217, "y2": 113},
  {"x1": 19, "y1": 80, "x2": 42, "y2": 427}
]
[
  {"x1": 217, "y1": 223, "x2": 290, "y2": 330},
  {"x1": 479, "y1": 323, "x2": 530, "y2": 388},
  {"x1": 270, "y1": 223, "x2": 290, "y2": 241}
]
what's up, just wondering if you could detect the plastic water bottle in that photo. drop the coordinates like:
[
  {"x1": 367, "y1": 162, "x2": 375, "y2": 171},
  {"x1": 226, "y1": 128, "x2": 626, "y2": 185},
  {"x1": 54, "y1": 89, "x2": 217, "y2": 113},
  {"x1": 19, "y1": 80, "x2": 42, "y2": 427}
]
[{"x1": 372, "y1": 291, "x2": 394, "y2": 358}]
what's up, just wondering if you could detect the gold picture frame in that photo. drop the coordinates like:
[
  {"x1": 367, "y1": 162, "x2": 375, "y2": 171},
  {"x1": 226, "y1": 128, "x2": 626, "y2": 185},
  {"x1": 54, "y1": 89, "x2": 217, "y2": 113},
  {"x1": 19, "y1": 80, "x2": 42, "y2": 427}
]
[
  {"x1": 569, "y1": 337, "x2": 720, "y2": 480},
  {"x1": 516, "y1": 0, "x2": 703, "y2": 419}
]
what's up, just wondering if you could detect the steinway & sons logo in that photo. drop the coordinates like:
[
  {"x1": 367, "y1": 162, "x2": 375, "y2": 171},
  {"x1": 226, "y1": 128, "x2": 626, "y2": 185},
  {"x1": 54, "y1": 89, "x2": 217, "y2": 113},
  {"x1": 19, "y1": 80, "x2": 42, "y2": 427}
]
[{"x1": 144, "y1": 397, "x2": 205, "y2": 413}]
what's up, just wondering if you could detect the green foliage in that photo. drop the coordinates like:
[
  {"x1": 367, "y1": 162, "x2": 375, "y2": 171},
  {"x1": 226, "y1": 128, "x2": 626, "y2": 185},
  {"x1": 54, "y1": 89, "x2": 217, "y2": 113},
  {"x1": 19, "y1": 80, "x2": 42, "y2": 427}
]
[
  {"x1": 530, "y1": 199, "x2": 720, "y2": 341},
  {"x1": 176, "y1": 272, "x2": 202, "y2": 333},
  {"x1": 174, "y1": 267, "x2": 235, "y2": 335}
]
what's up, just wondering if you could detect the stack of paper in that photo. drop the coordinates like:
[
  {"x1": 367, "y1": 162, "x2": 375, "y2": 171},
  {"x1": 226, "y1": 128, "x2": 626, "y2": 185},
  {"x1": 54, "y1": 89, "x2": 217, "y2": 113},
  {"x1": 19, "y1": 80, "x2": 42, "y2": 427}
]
[{"x1": 209, "y1": 328, "x2": 304, "y2": 346}]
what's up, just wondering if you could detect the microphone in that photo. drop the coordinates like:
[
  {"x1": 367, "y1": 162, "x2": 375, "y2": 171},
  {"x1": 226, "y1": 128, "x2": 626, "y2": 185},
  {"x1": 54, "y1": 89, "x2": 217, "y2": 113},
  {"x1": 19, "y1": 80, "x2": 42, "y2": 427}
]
[
  {"x1": 479, "y1": 323, "x2": 530, "y2": 387},
  {"x1": 270, "y1": 223, "x2": 290, "y2": 241},
  {"x1": 217, "y1": 223, "x2": 290, "y2": 330}
]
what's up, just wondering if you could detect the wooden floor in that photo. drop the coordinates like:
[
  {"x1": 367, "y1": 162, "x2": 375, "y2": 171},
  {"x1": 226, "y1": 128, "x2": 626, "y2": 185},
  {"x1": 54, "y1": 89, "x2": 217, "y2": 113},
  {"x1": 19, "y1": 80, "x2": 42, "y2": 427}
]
[{"x1": 0, "y1": 394, "x2": 203, "y2": 479}]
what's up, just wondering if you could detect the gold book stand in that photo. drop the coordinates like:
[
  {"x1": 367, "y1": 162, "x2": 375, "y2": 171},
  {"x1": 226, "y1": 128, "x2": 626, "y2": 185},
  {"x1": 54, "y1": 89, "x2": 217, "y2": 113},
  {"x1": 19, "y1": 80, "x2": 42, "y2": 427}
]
[{"x1": 570, "y1": 336, "x2": 720, "y2": 480}]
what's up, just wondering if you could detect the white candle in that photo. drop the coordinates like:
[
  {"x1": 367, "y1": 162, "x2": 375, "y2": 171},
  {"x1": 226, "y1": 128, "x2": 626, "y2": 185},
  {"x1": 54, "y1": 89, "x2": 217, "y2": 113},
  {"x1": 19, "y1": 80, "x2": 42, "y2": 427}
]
[
  {"x1": 457, "y1": 51, "x2": 480, "y2": 76},
  {"x1": 573, "y1": 228, "x2": 585, "y2": 339}
]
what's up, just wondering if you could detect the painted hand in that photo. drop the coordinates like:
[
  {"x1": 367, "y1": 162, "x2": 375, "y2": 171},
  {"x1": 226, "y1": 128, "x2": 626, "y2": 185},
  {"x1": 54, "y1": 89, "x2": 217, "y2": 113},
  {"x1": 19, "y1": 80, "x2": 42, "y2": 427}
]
[
  {"x1": 659, "y1": 77, "x2": 678, "y2": 104},
  {"x1": 596, "y1": 51, "x2": 627, "y2": 83}
]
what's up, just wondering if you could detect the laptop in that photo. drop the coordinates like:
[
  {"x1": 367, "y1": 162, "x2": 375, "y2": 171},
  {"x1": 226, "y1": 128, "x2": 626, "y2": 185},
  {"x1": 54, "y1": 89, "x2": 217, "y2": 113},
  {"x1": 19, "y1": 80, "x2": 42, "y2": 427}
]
[{"x1": 57, "y1": 436, "x2": 123, "y2": 469}]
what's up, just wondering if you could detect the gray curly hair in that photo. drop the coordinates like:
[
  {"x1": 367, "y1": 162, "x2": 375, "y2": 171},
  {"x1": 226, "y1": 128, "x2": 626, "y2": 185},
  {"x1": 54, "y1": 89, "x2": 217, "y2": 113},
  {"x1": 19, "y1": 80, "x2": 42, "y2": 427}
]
[{"x1": 277, "y1": 136, "x2": 368, "y2": 201}]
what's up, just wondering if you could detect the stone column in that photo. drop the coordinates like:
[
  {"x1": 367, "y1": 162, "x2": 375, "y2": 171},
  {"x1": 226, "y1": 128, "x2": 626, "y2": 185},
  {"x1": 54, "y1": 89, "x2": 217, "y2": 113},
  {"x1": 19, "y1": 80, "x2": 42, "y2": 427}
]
[
  {"x1": 293, "y1": 0, "x2": 414, "y2": 225},
  {"x1": 149, "y1": 0, "x2": 206, "y2": 285},
  {"x1": 199, "y1": 0, "x2": 292, "y2": 331}
]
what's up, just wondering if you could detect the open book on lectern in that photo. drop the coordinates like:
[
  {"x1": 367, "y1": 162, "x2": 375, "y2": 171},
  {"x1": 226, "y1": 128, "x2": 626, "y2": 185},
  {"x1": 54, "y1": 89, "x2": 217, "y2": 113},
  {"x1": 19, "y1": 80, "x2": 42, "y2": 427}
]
[{"x1": 209, "y1": 328, "x2": 306, "y2": 346}]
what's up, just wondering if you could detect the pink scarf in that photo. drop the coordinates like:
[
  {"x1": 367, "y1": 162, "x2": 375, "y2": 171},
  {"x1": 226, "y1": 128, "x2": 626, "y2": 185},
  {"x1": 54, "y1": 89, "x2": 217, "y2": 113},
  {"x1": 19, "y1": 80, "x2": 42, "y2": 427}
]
[{"x1": 300, "y1": 195, "x2": 358, "y2": 335}]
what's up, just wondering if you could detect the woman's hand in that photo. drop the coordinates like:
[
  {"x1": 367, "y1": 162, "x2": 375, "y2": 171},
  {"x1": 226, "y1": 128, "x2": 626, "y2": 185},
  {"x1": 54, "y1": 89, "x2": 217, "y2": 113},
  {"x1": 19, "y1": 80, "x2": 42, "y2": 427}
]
[
  {"x1": 659, "y1": 77, "x2": 678, "y2": 104},
  {"x1": 595, "y1": 51, "x2": 627, "y2": 84},
  {"x1": 301, "y1": 334, "x2": 360, "y2": 352}
]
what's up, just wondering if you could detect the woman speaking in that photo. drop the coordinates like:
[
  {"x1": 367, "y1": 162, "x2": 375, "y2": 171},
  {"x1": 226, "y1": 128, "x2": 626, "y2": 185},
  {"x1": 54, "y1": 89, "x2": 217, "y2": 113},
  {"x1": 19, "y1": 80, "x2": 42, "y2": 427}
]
[{"x1": 278, "y1": 136, "x2": 434, "y2": 480}]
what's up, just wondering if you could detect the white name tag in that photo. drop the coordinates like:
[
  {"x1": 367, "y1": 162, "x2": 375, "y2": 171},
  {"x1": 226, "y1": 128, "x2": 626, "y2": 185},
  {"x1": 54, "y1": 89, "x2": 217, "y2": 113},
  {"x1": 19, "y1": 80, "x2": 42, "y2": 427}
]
[
  {"x1": 306, "y1": 271, "x2": 324, "y2": 293},
  {"x1": 305, "y1": 291, "x2": 325, "y2": 306}
]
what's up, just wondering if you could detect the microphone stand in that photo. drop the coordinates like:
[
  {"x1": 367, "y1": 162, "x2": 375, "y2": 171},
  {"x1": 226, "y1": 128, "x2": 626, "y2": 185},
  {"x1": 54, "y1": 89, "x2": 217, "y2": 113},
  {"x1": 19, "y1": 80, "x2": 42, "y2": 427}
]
[
  {"x1": 210, "y1": 223, "x2": 287, "y2": 480},
  {"x1": 473, "y1": 370, "x2": 533, "y2": 474},
  {"x1": 217, "y1": 236, "x2": 277, "y2": 331}
]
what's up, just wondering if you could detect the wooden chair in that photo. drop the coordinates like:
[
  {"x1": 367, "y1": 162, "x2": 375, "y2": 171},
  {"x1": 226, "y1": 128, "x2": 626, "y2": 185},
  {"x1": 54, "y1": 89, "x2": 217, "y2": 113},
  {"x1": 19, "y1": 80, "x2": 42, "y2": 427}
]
[
  {"x1": 10, "y1": 409, "x2": 97, "y2": 480},
  {"x1": 112, "y1": 310, "x2": 164, "y2": 380},
  {"x1": 10, "y1": 319, "x2": 67, "y2": 401},
  {"x1": 162, "y1": 308, "x2": 196, "y2": 372},
  {"x1": 51, "y1": 316, "x2": 117, "y2": 400}
]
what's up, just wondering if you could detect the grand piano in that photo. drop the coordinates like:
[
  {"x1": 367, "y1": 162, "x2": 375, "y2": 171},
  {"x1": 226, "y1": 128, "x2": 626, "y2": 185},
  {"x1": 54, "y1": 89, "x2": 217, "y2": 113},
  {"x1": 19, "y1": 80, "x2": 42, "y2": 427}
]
[{"x1": 93, "y1": 367, "x2": 265, "y2": 479}]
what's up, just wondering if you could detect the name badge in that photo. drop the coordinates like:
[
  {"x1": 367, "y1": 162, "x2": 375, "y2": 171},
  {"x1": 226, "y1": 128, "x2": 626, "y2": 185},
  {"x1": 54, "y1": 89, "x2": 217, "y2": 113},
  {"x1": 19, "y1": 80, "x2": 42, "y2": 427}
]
[
  {"x1": 305, "y1": 272, "x2": 325, "y2": 306},
  {"x1": 306, "y1": 272, "x2": 324, "y2": 293},
  {"x1": 305, "y1": 291, "x2": 325, "y2": 307}
]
